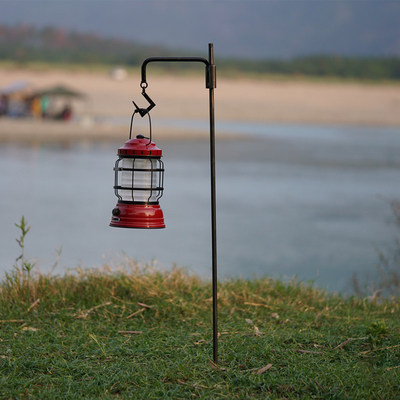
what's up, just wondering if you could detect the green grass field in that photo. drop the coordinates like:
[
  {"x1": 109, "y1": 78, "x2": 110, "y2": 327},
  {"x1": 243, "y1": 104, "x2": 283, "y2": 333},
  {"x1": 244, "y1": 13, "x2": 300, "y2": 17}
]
[{"x1": 1, "y1": 261, "x2": 399, "y2": 399}]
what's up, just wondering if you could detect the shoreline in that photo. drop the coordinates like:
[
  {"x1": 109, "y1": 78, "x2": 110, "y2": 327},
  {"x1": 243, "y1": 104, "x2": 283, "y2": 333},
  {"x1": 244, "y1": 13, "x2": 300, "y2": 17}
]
[
  {"x1": 1, "y1": 116, "x2": 399, "y2": 146},
  {"x1": 0, "y1": 116, "x2": 399, "y2": 146},
  {"x1": 0, "y1": 118, "x2": 241, "y2": 145}
]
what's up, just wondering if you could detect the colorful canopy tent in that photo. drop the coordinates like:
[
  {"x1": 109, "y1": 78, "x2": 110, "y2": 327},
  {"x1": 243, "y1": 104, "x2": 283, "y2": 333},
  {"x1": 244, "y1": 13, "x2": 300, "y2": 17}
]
[
  {"x1": 28, "y1": 84, "x2": 86, "y2": 120},
  {"x1": 0, "y1": 82, "x2": 86, "y2": 119},
  {"x1": 31, "y1": 84, "x2": 85, "y2": 99}
]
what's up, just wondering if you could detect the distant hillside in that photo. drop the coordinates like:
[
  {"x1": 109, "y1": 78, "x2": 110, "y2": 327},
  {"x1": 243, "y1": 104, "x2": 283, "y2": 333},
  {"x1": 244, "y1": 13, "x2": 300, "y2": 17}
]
[
  {"x1": 0, "y1": 24, "x2": 171, "y2": 65},
  {"x1": 1, "y1": 24, "x2": 399, "y2": 81}
]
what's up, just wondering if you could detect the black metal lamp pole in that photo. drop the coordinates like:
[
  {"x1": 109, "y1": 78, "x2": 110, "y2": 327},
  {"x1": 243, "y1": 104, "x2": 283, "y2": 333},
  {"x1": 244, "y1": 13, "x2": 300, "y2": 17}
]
[{"x1": 137, "y1": 43, "x2": 218, "y2": 363}]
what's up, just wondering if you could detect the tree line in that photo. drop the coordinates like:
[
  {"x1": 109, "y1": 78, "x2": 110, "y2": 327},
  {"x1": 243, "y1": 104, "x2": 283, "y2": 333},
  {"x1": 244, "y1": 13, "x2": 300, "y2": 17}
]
[
  {"x1": 1, "y1": 24, "x2": 399, "y2": 81},
  {"x1": 219, "y1": 56, "x2": 400, "y2": 81}
]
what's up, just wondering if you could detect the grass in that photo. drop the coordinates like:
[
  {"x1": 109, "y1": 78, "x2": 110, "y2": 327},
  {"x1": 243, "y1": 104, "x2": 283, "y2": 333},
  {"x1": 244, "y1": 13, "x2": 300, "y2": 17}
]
[
  {"x1": 1, "y1": 260, "x2": 399, "y2": 399},
  {"x1": 1, "y1": 217, "x2": 399, "y2": 399}
]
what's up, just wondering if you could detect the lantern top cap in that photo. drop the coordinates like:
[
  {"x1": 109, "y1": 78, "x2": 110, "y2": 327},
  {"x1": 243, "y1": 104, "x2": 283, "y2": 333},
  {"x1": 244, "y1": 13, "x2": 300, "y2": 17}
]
[{"x1": 117, "y1": 135, "x2": 162, "y2": 157}]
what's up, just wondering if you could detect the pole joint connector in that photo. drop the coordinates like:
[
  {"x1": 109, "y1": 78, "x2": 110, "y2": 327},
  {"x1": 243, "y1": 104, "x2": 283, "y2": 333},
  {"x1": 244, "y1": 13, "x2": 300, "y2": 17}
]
[{"x1": 206, "y1": 64, "x2": 217, "y2": 89}]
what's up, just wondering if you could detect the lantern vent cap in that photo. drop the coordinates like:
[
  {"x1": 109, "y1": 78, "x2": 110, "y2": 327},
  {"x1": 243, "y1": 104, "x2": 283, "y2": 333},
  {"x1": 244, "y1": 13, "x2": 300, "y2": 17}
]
[{"x1": 117, "y1": 135, "x2": 162, "y2": 157}]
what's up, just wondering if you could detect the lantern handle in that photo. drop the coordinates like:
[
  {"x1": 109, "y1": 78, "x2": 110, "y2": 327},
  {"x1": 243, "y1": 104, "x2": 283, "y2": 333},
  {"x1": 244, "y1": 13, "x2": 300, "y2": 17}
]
[{"x1": 129, "y1": 106, "x2": 152, "y2": 145}]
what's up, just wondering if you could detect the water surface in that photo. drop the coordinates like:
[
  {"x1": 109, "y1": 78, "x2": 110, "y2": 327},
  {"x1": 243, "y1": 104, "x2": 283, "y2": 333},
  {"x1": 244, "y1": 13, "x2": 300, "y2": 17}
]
[{"x1": 1, "y1": 122, "x2": 399, "y2": 292}]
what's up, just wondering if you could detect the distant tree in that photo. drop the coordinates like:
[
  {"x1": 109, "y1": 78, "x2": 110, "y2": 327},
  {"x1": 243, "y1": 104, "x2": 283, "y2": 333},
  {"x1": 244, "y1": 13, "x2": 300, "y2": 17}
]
[{"x1": 0, "y1": 24, "x2": 399, "y2": 81}]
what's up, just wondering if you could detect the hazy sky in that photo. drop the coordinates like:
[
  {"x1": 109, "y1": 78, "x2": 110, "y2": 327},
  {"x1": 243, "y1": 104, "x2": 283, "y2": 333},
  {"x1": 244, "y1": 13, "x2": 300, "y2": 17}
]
[{"x1": 1, "y1": 0, "x2": 399, "y2": 58}]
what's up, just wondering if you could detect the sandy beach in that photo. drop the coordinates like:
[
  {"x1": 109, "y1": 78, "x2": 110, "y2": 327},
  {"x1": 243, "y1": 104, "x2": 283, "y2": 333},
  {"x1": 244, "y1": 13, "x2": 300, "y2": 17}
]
[{"x1": 0, "y1": 67, "x2": 399, "y2": 144}]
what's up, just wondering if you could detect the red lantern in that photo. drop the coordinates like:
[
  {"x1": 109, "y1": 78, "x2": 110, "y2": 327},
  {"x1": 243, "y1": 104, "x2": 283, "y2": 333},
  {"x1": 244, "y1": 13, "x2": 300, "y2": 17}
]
[{"x1": 110, "y1": 132, "x2": 165, "y2": 229}]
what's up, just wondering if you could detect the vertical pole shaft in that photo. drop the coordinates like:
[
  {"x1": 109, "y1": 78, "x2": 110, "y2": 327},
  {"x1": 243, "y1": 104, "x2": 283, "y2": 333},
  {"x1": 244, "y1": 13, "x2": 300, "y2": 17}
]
[{"x1": 208, "y1": 43, "x2": 218, "y2": 364}]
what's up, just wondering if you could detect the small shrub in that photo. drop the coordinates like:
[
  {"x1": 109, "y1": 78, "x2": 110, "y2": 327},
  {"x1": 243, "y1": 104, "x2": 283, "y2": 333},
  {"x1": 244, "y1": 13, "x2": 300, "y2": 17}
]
[{"x1": 352, "y1": 200, "x2": 400, "y2": 298}]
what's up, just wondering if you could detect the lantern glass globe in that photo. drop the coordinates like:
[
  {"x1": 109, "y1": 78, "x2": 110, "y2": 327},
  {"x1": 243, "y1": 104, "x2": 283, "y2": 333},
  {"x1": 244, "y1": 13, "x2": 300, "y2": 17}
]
[{"x1": 119, "y1": 158, "x2": 162, "y2": 203}]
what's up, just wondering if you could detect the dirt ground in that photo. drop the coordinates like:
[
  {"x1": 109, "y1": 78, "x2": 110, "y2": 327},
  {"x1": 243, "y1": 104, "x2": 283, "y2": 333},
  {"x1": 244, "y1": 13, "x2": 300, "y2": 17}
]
[{"x1": 0, "y1": 67, "x2": 399, "y2": 143}]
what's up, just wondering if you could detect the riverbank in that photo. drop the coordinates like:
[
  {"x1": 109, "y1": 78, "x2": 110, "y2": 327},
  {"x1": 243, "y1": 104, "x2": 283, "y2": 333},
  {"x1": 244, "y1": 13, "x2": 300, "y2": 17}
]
[
  {"x1": 1, "y1": 265, "x2": 399, "y2": 399},
  {"x1": 0, "y1": 118, "x2": 213, "y2": 145},
  {"x1": 1, "y1": 67, "x2": 399, "y2": 144}
]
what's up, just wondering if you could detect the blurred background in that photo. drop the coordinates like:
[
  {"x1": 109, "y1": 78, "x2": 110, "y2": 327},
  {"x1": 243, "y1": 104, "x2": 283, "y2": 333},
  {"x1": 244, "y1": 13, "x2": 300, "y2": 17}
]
[{"x1": 1, "y1": 0, "x2": 400, "y2": 294}]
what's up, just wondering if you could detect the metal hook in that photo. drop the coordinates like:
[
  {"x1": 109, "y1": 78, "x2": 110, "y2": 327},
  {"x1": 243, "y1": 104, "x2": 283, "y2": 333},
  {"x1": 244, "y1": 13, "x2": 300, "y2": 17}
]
[{"x1": 131, "y1": 84, "x2": 156, "y2": 117}]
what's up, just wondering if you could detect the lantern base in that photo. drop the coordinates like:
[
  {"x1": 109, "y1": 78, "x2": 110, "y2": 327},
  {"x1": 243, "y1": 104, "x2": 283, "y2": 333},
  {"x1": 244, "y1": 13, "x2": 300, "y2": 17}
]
[{"x1": 110, "y1": 202, "x2": 165, "y2": 229}]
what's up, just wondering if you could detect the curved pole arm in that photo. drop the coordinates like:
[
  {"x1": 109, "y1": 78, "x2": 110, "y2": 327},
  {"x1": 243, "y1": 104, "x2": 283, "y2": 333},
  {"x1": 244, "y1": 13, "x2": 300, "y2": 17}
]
[
  {"x1": 136, "y1": 55, "x2": 216, "y2": 116},
  {"x1": 141, "y1": 56, "x2": 209, "y2": 86}
]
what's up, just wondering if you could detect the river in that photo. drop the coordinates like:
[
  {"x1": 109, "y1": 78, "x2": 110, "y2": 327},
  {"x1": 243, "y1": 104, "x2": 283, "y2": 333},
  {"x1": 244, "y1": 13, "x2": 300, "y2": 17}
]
[{"x1": 1, "y1": 121, "x2": 400, "y2": 293}]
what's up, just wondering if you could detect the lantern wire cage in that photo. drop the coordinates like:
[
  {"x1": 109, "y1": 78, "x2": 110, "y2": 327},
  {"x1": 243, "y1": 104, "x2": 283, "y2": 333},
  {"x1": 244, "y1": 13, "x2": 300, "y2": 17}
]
[{"x1": 113, "y1": 157, "x2": 164, "y2": 204}]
